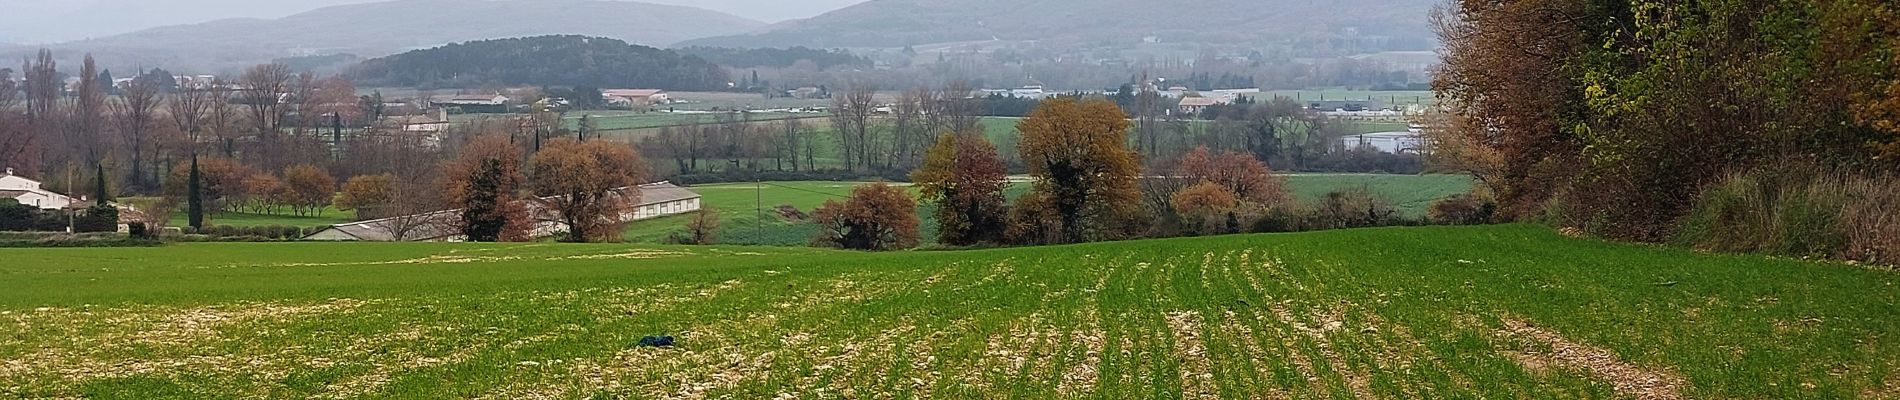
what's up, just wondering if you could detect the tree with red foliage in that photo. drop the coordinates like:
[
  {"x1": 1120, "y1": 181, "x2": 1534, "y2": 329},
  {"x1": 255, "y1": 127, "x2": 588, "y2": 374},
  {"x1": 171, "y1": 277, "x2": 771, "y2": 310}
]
[{"x1": 812, "y1": 183, "x2": 920, "y2": 251}]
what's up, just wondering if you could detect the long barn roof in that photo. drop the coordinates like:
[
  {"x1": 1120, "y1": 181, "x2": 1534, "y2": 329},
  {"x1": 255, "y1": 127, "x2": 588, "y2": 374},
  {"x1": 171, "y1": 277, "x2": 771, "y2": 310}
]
[{"x1": 308, "y1": 181, "x2": 700, "y2": 241}]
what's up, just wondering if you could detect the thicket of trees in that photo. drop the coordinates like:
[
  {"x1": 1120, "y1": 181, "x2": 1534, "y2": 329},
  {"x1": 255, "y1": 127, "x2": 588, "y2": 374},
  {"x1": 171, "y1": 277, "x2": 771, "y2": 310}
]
[
  {"x1": 1432, "y1": 0, "x2": 1900, "y2": 264},
  {"x1": 912, "y1": 130, "x2": 1009, "y2": 246},
  {"x1": 0, "y1": 48, "x2": 663, "y2": 243},
  {"x1": 676, "y1": 46, "x2": 869, "y2": 70},
  {"x1": 351, "y1": 35, "x2": 730, "y2": 91}
]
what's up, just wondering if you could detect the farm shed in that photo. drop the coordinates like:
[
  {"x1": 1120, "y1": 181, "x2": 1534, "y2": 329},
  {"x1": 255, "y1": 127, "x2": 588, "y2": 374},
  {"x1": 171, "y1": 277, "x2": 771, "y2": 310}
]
[{"x1": 305, "y1": 182, "x2": 702, "y2": 242}]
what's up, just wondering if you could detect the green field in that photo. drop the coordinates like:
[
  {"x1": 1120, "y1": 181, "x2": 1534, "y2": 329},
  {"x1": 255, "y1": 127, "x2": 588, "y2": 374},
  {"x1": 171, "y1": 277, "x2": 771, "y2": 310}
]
[
  {"x1": 1258, "y1": 90, "x2": 1437, "y2": 107},
  {"x1": 626, "y1": 175, "x2": 1472, "y2": 246},
  {"x1": 564, "y1": 111, "x2": 819, "y2": 132},
  {"x1": 1283, "y1": 174, "x2": 1476, "y2": 216},
  {"x1": 3, "y1": 225, "x2": 1894, "y2": 398}
]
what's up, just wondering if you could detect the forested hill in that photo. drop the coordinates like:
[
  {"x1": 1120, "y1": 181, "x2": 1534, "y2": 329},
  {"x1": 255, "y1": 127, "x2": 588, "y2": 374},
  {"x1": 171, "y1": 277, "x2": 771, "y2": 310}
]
[
  {"x1": 350, "y1": 36, "x2": 730, "y2": 90},
  {"x1": 0, "y1": 0, "x2": 763, "y2": 72},
  {"x1": 679, "y1": 0, "x2": 1440, "y2": 50},
  {"x1": 676, "y1": 46, "x2": 870, "y2": 69}
]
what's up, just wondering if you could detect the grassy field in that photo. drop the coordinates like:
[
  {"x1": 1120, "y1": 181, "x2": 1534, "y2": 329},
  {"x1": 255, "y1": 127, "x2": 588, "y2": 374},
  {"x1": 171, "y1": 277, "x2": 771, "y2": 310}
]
[
  {"x1": 563, "y1": 111, "x2": 819, "y2": 132},
  {"x1": 625, "y1": 175, "x2": 1472, "y2": 246},
  {"x1": 2, "y1": 224, "x2": 1895, "y2": 398},
  {"x1": 1284, "y1": 174, "x2": 1476, "y2": 217},
  {"x1": 1258, "y1": 90, "x2": 1436, "y2": 107}
]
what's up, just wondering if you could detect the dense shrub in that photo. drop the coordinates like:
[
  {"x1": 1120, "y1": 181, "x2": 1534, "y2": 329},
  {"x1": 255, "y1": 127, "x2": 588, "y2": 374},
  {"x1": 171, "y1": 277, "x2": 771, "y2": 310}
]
[
  {"x1": 127, "y1": 222, "x2": 151, "y2": 239},
  {"x1": 0, "y1": 200, "x2": 37, "y2": 231},
  {"x1": 1247, "y1": 206, "x2": 1308, "y2": 233},
  {"x1": 73, "y1": 204, "x2": 119, "y2": 233},
  {"x1": 0, "y1": 232, "x2": 161, "y2": 248},
  {"x1": 1677, "y1": 167, "x2": 1900, "y2": 265},
  {"x1": 1309, "y1": 188, "x2": 1402, "y2": 229},
  {"x1": 812, "y1": 184, "x2": 921, "y2": 251},
  {"x1": 1428, "y1": 192, "x2": 1498, "y2": 225}
]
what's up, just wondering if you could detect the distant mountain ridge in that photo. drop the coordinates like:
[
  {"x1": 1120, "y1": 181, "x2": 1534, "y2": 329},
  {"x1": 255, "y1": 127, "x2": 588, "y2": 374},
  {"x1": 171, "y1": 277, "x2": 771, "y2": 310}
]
[
  {"x1": 680, "y1": 0, "x2": 1440, "y2": 49},
  {"x1": 2, "y1": 0, "x2": 764, "y2": 72}
]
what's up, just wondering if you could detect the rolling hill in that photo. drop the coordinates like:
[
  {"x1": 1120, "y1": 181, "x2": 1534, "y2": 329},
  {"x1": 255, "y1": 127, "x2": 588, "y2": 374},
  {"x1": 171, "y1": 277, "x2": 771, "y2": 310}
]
[
  {"x1": 350, "y1": 35, "x2": 729, "y2": 90},
  {"x1": 4, "y1": 0, "x2": 764, "y2": 72},
  {"x1": 679, "y1": 0, "x2": 1441, "y2": 49}
]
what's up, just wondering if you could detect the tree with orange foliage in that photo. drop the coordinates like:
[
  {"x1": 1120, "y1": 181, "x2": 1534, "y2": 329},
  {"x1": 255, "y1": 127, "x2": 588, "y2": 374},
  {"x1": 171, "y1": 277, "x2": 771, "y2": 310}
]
[
  {"x1": 166, "y1": 157, "x2": 250, "y2": 216},
  {"x1": 812, "y1": 183, "x2": 920, "y2": 251},
  {"x1": 528, "y1": 139, "x2": 647, "y2": 243},
  {"x1": 1171, "y1": 182, "x2": 1241, "y2": 235},
  {"x1": 912, "y1": 131, "x2": 1009, "y2": 246},
  {"x1": 1015, "y1": 97, "x2": 1143, "y2": 244},
  {"x1": 1177, "y1": 146, "x2": 1288, "y2": 206},
  {"x1": 444, "y1": 135, "x2": 529, "y2": 242},
  {"x1": 238, "y1": 172, "x2": 288, "y2": 214},
  {"x1": 1856, "y1": 7, "x2": 1900, "y2": 161},
  {"x1": 282, "y1": 164, "x2": 336, "y2": 217},
  {"x1": 334, "y1": 174, "x2": 395, "y2": 220}
]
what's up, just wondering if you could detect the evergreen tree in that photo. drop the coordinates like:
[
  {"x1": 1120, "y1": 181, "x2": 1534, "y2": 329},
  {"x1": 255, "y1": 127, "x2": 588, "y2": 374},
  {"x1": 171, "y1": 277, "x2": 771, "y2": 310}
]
[
  {"x1": 188, "y1": 156, "x2": 204, "y2": 229},
  {"x1": 93, "y1": 163, "x2": 110, "y2": 206},
  {"x1": 460, "y1": 159, "x2": 510, "y2": 242},
  {"x1": 97, "y1": 69, "x2": 114, "y2": 95}
]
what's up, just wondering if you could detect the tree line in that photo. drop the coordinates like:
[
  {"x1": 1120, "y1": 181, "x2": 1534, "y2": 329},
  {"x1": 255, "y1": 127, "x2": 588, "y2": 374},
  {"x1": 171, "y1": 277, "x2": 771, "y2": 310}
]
[
  {"x1": 1431, "y1": 0, "x2": 1900, "y2": 265},
  {"x1": 808, "y1": 97, "x2": 1483, "y2": 251},
  {"x1": 0, "y1": 49, "x2": 667, "y2": 243}
]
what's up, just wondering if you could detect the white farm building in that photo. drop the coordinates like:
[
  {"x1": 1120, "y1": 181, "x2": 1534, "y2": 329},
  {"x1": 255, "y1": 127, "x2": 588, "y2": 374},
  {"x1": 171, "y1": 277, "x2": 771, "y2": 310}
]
[
  {"x1": 304, "y1": 182, "x2": 702, "y2": 242},
  {"x1": 1338, "y1": 132, "x2": 1427, "y2": 154},
  {"x1": 0, "y1": 168, "x2": 82, "y2": 210}
]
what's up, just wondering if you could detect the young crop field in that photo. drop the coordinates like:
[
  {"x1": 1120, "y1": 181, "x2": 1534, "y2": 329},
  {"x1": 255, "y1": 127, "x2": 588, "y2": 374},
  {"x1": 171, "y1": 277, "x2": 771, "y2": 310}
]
[{"x1": 2, "y1": 225, "x2": 1895, "y2": 398}]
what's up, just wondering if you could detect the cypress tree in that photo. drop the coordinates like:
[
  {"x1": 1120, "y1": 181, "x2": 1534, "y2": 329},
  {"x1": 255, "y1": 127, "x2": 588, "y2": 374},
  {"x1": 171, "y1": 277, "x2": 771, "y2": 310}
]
[
  {"x1": 187, "y1": 156, "x2": 204, "y2": 229},
  {"x1": 93, "y1": 163, "x2": 110, "y2": 206}
]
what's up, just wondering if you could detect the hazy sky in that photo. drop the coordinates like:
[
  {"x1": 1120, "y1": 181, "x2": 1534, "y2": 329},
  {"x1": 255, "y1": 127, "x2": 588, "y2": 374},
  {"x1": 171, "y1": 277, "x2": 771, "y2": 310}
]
[{"x1": 0, "y1": 0, "x2": 866, "y2": 44}]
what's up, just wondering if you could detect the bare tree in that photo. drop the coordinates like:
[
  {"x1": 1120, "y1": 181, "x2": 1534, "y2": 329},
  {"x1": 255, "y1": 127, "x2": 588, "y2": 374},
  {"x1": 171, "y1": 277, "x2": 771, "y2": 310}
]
[
  {"x1": 66, "y1": 55, "x2": 107, "y2": 166},
  {"x1": 0, "y1": 68, "x2": 38, "y2": 174},
  {"x1": 366, "y1": 174, "x2": 451, "y2": 241},
  {"x1": 112, "y1": 76, "x2": 162, "y2": 190},
  {"x1": 239, "y1": 64, "x2": 294, "y2": 136},
  {"x1": 936, "y1": 81, "x2": 982, "y2": 134},
  {"x1": 779, "y1": 118, "x2": 804, "y2": 171},
  {"x1": 1135, "y1": 75, "x2": 1164, "y2": 160},
  {"x1": 829, "y1": 85, "x2": 877, "y2": 171},
  {"x1": 890, "y1": 87, "x2": 930, "y2": 171},
  {"x1": 208, "y1": 80, "x2": 238, "y2": 157},
  {"x1": 239, "y1": 64, "x2": 293, "y2": 169},
  {"x1": 167, "y1": 84, "x2": 213, "y2": 155}
]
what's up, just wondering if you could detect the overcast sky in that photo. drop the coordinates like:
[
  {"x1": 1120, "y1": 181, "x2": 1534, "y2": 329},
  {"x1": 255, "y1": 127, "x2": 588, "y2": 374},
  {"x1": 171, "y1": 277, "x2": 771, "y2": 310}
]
[{"x1": 0, "y1": 0, "x2": 865, "y2": 44}]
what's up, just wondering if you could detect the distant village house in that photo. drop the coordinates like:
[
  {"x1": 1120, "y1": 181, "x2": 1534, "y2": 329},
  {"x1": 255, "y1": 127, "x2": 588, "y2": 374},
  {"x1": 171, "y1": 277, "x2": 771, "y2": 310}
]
[
  {"x1": 436, "y1": 94, "x2": 512, "y2": 113},
  {"x1": 0, "y1": 169, "x2": 82, "y2": 211},
  {"x1": 602, "y1": 89, "x2": 669, "y2": 110}
]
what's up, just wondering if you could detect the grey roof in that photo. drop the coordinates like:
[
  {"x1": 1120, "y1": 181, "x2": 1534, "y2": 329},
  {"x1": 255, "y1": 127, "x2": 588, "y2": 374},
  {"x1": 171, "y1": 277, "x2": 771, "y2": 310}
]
[
  {"x1": 307, "y1": 181, "x2": 700, "y2": 241},
  {"x1": 636, "y1": 181, "x2": 700, "y2": 205},
  {"x1": 0, "y1": 190, "x2": 29, "y2": 198}
]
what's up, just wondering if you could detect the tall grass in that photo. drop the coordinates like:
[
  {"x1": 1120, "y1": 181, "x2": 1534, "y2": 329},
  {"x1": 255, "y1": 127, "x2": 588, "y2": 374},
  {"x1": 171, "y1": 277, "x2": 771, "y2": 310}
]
[{"x1": 1676, "y1": 166, "x2": 1900, "y2": 265}]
